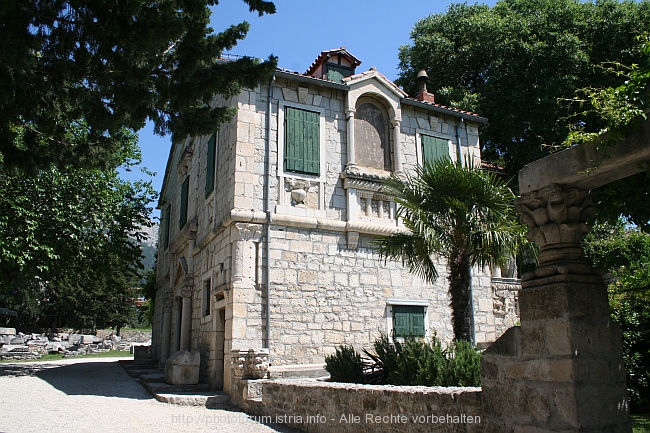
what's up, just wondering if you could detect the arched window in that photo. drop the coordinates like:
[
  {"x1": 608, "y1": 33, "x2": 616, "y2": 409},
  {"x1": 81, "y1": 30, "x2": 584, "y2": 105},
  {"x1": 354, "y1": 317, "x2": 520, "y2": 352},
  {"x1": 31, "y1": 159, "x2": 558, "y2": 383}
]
[{"x1": 354, "y1": 98, "x2": 391, "y2": 171}]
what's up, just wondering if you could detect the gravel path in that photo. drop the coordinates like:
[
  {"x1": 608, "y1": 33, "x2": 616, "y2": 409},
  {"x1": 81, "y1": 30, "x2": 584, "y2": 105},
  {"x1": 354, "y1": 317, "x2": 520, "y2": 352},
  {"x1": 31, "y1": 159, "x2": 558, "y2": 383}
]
[{"x1": 0, "y1": 357, "x2": 298, "y2": 433}]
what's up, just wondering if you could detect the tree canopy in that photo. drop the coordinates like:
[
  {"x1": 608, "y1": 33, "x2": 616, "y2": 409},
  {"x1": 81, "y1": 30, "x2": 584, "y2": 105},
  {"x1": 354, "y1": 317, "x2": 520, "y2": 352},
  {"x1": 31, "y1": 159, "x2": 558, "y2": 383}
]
[
  {"x1": 398, "y1": 0, "x2": 650, "y2": 176},
  {"x1": 0, "y1": 0, "x2": 278, "y2": 170},
  {"x1": 583, "y1": 221, "x2": 650, "y2": 411},
  {"x1": 0, "y1": 131, "x2": 157, "y2": 330}
]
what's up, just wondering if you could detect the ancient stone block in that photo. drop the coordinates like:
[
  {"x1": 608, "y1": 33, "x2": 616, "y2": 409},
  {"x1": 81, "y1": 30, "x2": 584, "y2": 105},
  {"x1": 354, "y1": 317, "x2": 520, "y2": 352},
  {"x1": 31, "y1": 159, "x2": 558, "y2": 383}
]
[{"x1": 164, "y1": 350, "x2": 200, "y2": 385}]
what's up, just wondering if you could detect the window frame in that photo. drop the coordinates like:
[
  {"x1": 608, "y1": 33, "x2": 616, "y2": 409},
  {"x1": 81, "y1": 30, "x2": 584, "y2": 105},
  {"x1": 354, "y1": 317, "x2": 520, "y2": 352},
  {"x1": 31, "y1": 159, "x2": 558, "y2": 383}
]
[
  {"x1": 179, "y1": 175, "x2": 189, "y2": 229},
  {"x1": 202, "y1": 277, "x2": 212, "y2": 318},
  {"x1": 417, "y1": 130, "x2": 451, "y2": 167},
  {"x1": 205, "y1": 133, "x2": 217, "y2": 198},
  {"x1": 278, "y1": 102, "x2": 325, "y2": 179},
  {"x1": 386, "y1": 299, "x2": 429, "y2": 340},
  {"x1": 325, "y1": 63, "x2": 354, "y2": 83}
]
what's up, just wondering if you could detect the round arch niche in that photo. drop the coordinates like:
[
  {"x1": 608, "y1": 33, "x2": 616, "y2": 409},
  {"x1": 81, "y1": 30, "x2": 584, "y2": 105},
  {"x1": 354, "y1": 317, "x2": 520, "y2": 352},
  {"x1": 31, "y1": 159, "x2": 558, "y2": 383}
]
[{"x1": 354, "y1": 96, "x2": 392, "y2": 172}]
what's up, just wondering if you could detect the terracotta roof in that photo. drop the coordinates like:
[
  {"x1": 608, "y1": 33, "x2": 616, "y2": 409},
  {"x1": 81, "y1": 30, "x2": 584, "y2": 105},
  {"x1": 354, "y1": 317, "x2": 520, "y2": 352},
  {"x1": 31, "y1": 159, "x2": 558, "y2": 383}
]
[
  {"x1": 305, "y1": 47, "x2": 362, "y2": 76},
  {"x1": 343, "y1": 68, "x2": 408, "y2": 97},
  {"x1": 401, "y1": 97, "x2": 487, "y2": 123}
]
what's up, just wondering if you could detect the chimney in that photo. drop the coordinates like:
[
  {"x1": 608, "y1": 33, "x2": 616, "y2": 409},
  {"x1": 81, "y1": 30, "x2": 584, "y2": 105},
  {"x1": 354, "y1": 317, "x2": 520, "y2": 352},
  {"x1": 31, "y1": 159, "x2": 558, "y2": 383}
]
[{"x1": 415, "y1": 69, "x2": 436, "y2": 103}]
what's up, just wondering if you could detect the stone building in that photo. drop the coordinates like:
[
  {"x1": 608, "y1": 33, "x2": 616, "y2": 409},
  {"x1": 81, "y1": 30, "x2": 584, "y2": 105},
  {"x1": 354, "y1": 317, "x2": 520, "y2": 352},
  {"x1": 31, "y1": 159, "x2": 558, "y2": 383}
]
[{"x1": 152, "y1": 48, "x2": 519, "y2": 392}]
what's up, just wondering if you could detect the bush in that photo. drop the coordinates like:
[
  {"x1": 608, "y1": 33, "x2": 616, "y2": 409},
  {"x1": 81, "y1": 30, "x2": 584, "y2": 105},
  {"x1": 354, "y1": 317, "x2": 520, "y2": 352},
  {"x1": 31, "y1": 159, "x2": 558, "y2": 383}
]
[
  {"x1": 325, "y1": 333, "x2": 482, "y2": 387},
  {"x1": 324, "y1": 345, "x2": 366, "y2": 384},
  {"x1": 444, "y1": 340, "x2": 482, "y2": 386}
]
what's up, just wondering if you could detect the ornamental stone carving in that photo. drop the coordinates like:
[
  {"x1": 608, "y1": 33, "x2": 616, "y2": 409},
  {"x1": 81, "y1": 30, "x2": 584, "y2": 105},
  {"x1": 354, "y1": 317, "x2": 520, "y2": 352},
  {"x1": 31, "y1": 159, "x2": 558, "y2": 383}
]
[
  {"x1": 233, "y1": 223, "x2": 262, "y2": 242},
  {"x1": 515, "y1": 184, "x2": 595, "y2": 277},
  {"x1": 230, "y1": 349, "x2": 270, "y2": 379},
  {"x1": 287, "y1": 178, "x2": 311, "y2": 206}
]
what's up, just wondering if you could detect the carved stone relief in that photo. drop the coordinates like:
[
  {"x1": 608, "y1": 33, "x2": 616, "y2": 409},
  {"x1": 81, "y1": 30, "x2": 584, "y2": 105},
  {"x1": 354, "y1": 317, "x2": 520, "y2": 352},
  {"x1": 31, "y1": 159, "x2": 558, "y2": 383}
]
[{"x1": 354, "y1": 102, "x2": 391, "y2": 171}]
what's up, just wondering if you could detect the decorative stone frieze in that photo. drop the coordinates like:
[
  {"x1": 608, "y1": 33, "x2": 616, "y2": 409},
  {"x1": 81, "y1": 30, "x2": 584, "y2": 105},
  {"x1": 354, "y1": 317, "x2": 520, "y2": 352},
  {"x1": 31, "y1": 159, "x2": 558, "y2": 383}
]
[
  {"x1": 231, "y1": 349, "x2": 270, "y2": 379},
  {"x1": 491, "y1": 278, "x2": 519, "y2": 319}
]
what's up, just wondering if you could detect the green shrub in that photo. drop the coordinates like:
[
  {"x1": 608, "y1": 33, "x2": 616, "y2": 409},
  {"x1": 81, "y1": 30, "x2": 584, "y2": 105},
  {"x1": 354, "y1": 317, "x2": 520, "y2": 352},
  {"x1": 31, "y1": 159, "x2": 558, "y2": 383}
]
[
  {"x1": 329, "y1": 332, "x2": 482, "y2": 387},
  {"x1": 444, "y1": 339, "x2": 482, "y2": 386},
  {"x1": 325, "y1": 345, "x2": 366, "y2": 384}
]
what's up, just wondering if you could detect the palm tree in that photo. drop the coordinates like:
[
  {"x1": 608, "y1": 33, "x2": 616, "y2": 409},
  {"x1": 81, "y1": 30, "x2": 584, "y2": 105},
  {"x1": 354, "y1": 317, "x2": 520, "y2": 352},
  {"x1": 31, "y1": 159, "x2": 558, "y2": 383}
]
[{"x1": 377, "y1": 159, "x2": 525, "y2": 342}]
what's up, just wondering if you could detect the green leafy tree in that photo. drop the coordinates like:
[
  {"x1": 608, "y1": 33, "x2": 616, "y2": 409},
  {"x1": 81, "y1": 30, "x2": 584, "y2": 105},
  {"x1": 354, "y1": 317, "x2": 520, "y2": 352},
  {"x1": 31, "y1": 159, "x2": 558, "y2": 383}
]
[
  {"x1": 376, "y1": 160, "x2": 525, "y2": 342},
  {"x1": 0, "y1": 131, "x2": 157, "y2": 331},
  {"x1": 0, "y1": 0, "x2": 277, "y2": 170},
  {"x1": 398, "y1": 0, "x2": 650, "y2": 177},
  {"x1": 562, "y1": 34, "x2": 650, "y2": 230},
  {"x1": 583, "y1": 221, "x2": 650, "y2": 412}
]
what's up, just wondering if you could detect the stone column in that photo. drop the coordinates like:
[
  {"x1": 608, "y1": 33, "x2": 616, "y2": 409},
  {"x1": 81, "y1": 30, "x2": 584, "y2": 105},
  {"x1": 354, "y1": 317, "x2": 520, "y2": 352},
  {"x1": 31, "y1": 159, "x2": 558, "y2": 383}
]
[
  {"x1": 160, "y1": 300, "x2": 172, "y2": 362},
  {"x1": 346, "y1": 108, "x2": 356, "y2": 169},
  {"x1": 391, "y1": 118, "x2": 403, "y2": 174},
  {"x1": 179, "y1": 289, "x2": 192, "y2": 351},
  {"x1": 230, "y1": 223, "x2": 263, "y2": 349},
  {"x1": 481, "y1": 184, "x2": 630, "y2": 432}
]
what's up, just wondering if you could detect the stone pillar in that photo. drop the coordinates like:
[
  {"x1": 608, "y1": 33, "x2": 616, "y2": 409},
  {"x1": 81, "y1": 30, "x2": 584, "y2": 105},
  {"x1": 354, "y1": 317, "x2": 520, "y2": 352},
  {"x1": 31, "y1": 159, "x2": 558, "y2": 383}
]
[
  {"x1": 160, "y1": 301, "x2": 172, "y2": 362},
  {"x1": 224, "y1": 223, "x2": 263, "y2": 396},
  {"x1": 179, "y1": 290, "x2": 192, "y2": 352},
  {"x1": 481, "y1": 184, "x2": 630, "y2": 432},
  {"x1": 346, "y1": 108, "x2": 356, "y2": 169},
  {"x1": 230, "y1": 223, "x2": 263, "y2": 349},
  {"x1": 391, "y1": 118, "x2": 403, "y2": 174}
]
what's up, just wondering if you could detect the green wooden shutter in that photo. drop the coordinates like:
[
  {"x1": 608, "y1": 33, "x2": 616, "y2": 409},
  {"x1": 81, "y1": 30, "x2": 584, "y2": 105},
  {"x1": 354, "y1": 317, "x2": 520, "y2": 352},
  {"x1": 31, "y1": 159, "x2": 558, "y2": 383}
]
[
  {"x1": 162, "y1": 206, "x2": 171, "y2": 249},
  {"x1": 179, "y1": 176, "x2": 189, "y2": 229},
  {"x1": 422, "y1": 135, "x2": 449, "y2": 166},
  {"x1": 205, "y1": 133, "x2": 216, "y2": 197},
  {"x1": 326, "y1": 64, "x2": 353, "y2": 83},
  {"x1": 393, "y1": 305, "x2": 426, "y2": 338},
  {"x1": 285, "y1": 107, "x2": 320, "y2": 175}
]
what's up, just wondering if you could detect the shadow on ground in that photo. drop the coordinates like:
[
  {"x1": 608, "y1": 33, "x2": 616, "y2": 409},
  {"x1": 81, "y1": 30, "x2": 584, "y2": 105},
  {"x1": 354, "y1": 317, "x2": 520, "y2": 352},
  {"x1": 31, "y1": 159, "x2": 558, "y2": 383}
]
[{"x1": 1, "y1": 360, "x2": 151, "y2": 399}]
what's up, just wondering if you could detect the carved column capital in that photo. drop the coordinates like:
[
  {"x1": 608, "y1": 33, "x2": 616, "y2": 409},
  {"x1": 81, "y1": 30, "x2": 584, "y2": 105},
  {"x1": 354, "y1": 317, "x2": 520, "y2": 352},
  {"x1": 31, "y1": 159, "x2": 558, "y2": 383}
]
[
  {"x1": 233, "y1": 223, "x2": 262, "y2": 242},
  {"x1": 515, "y1": 184, "x2": 595, "y2": 278}
]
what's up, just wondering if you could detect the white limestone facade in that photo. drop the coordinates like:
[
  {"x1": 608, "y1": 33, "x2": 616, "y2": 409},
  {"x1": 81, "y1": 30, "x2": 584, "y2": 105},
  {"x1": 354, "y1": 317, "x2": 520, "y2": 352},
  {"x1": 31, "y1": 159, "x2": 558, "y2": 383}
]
[{"x1": 152, "y1": 48, "x2": 519, "y2": 392}]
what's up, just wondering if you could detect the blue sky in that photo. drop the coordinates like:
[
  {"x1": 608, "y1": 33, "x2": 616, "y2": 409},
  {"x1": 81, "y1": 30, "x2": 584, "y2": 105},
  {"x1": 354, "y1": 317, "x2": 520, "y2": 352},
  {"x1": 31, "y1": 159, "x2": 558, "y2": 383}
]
[{"x1": 128, "y1": 0, "x2": 497, "y2": 213}]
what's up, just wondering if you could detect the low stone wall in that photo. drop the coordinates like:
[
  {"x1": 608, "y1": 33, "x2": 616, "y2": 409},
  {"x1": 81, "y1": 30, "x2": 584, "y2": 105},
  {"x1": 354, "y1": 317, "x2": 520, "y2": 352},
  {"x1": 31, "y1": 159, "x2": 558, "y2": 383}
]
[{"x1": 251, "y1": 379, "x2": 483, "y2": 433}]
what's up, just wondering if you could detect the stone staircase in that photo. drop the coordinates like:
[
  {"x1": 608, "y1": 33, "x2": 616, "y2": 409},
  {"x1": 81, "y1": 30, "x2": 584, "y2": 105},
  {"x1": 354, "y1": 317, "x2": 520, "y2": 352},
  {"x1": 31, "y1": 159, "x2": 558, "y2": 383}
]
[{"x1": 119, "y1": 360, "x2": 230, "y2": 408}]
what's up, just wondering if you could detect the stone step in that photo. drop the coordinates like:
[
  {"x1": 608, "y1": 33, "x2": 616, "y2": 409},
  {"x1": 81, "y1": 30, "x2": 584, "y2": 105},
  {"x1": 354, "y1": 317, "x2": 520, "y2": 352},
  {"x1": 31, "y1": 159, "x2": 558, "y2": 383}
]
[
  {"x1": 153, "y1": 392, "x2": 230, "y2": 408},
  {"x1": 143, "y1": 381, "x2": 211, "y2": 395},
  {"x1": 124, "y1": 368, "x2": 160, "y2": 378},
  {"x1": 139, "y1": 372, "x2": 165, "y2": 383}
]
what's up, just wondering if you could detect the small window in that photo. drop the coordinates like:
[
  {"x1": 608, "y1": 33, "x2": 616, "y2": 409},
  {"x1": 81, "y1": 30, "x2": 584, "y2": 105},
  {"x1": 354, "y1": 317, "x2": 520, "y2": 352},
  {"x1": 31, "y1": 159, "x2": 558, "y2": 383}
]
[
  {"x1": 205, "y1": 133, "x2": 217, "y2": 197},
  {"x1": 162, "y1": 206, "x2": 171, "y2": 250},
  {"x1": 179, "y1": 176, "x2": 189, "y2": 229},
  {"x1": 284, "y1": 107, "x2": 320, "y2": 175},
  {"x1": 202, "y1": 279, "x2": 211, "y2": 317},
  {"x1": 326, "y1": 63, "x2": 354, "y2": 83},
  {"x1": 392, "y1": 305, "x2": 426, "y2": 338},
  {"x1": 421, "y1": 134, "x2": 450, "y2": 166}
]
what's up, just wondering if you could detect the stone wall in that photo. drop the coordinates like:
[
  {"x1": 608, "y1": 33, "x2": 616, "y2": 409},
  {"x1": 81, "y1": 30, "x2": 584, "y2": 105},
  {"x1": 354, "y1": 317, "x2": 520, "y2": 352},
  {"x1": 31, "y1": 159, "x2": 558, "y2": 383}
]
[
  {"x1": 248, "y1": 379, "x2": 482, "y2": 433},
  {"x1": 268, "y1": 229, "x2": 453, "y2": 364}
]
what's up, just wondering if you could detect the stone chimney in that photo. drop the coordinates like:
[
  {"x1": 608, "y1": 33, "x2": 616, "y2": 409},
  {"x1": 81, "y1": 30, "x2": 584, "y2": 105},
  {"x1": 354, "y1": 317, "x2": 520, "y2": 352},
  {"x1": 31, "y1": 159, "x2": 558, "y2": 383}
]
[{"x1": 414, "y1": 69, "x2": 436, "y2": 103}]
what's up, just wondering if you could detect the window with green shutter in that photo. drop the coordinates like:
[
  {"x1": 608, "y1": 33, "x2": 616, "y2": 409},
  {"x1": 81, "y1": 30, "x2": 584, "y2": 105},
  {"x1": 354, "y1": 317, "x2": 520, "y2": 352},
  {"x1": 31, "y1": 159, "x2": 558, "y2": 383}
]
[
  {"x1": 284, "y1": 107, "x2": 320, "y2": 175},
  {"x1": 326, "y1": 63, "x2": 354, "y2": 83},
  {"x1": 392, "y1": 305, "x2": 426, "y2": 338},
  {"x1": 162, "y1": 206, "x2": 171, "y2": 250},
  {"x1": 179, "y1": 176, "x2": 189, "y2": 229},
  {"x1": 205, "y1": 133, "x2": 216, "y2": 197},
  {"x1": 421, "y1": 134, "x2": 450, "y2": 166}
]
